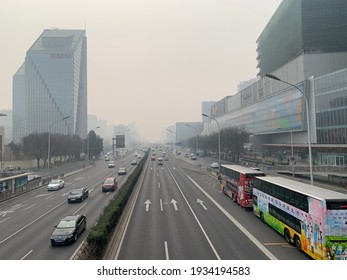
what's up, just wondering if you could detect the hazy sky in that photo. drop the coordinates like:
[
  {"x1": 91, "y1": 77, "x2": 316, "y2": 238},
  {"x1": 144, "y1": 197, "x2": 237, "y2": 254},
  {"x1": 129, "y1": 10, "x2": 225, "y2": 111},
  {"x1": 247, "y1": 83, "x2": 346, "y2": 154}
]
[{"x1": 1, "y1": 0, "x2": 282, "y2": 142}]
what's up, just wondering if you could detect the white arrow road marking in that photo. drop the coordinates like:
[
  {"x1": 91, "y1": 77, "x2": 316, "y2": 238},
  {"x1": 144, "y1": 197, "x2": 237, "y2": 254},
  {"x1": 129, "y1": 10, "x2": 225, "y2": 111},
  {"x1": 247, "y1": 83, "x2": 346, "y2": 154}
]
[
  {"x1": 36, "y1": 194, "x2": 51, "y2": 198},
  {"x1": 170, "y1": 199, "x2": 178, "y2": 211},
  {"x1": 0, "y1": 211, "x2": 13, "y2": 217},
  {"x1": 0, "y1": 204, "x2": 27, "y2": 217},
  {"x1": 197, "y1": 199, "x2": 208, "y2": 210},
  {"x1": 74, "y1": 177, "x2": 84, "y2": 181},
  {"x1": 144, "y1": 199, "x2": 151, "y2": 211}
]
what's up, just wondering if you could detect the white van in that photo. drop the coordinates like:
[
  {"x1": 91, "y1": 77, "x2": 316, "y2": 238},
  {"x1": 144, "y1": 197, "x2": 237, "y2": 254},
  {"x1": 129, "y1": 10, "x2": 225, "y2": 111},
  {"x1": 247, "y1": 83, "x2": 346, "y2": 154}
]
[{"x1": 158, "y1": 158, "x2": 163, "y2": 165}]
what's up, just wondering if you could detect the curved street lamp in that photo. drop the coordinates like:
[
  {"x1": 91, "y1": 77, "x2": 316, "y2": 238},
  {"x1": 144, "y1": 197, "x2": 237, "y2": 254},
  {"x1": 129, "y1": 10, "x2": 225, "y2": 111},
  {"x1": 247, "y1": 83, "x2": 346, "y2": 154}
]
[
  {"x1": 266, "y1": 74, "x2": 313, "y2": 185},
  {"x1": 47, "y1": 116, "x2": 70, "y2": 176},
  {"x1": 166, "y1": 128, "x2": 176, "y2": 148},
  {"x1": 202, "y1": 113, "x2": 221, "y2": 171}
]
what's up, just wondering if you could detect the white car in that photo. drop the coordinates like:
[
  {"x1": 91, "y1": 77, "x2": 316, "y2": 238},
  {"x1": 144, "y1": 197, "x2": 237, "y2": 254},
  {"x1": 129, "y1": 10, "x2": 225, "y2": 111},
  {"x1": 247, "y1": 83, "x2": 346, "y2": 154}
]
[
  {"x1": 108, "y1": 161, "x2": 115, "y2": 168},
  {"x1": 210, "y1": 162, "x2": 219, "y2": 168},
  {"x1": 118, "y1": 167, "x2": 126, "y2": 175},
  {"x1": 47, "y1": 179, "x2": 65, "y2": 191}
]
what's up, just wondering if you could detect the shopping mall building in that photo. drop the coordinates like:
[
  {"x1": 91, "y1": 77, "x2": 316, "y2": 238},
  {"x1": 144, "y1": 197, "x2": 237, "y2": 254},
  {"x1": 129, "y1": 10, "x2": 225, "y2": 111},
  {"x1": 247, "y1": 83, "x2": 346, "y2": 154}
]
[{"x1": 201, "y1": 0, "x2": 347, "y2": 167}]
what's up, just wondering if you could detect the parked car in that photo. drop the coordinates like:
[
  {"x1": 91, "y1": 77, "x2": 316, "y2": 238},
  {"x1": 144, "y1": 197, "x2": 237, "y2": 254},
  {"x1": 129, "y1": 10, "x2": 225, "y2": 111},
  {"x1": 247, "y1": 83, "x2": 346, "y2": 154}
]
[
  {"x1": 47, "y1": 179, "x2": 65, "y2": 191},
  {"x1": 210, "y1": 162, "x2": 219, "y2": 168},
  {"x1": 67, "y1": 188, "x2": 89, "y2": 203},
  {"x1": 108, "y1": 161, "x2": 115, "y2": 168},
  {"x1": 118, "y1": 167, "x2": 127, "y2": 175},
  {"x1": 50, "y1": 215, "x2": 86, "y2": 246},
  {"x1": 102, "y1": 177, "x2": 117, "y2": 192}
]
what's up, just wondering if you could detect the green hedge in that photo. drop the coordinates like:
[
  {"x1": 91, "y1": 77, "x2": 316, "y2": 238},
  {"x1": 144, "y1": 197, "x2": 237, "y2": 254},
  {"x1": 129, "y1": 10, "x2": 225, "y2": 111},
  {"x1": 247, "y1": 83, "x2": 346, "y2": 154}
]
[{"x1": 85, "y1": 151, "x2": 148, "y2": 259}]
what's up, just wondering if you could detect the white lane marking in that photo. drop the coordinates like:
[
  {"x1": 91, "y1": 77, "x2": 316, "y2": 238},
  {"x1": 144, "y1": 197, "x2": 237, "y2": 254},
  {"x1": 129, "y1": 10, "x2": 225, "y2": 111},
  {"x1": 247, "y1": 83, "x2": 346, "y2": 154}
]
[
  {"x1": 164, "y1": 241, "x2": 170, "y2": 260},
  {"x1": 166, "y1": 168, "x2": 221, "y2": 260},
  {"x1": 73, "y1": 203, "x2": 87, "y2": 215},
  {"x1": 187, "y1": 175, "x2": 278, "y2": 260},
  {"x1": 160, "y1": 199, "x2": 163, "y2": 212},
  {"x1": 23, "y1": 204, "x2": 37, "y2": 211},
  {"x1": 0, "y1": 217, "x2": 10, "y2": 224},
  {"x1": 158, "y1": 182, "x2": 161, "y2": 189},
  {"x1": 0, "y1": 200, "x2": 66, "y2": 245},
  {"x1": 21, "y1": 249, "x2": 33, "y2": 260}
]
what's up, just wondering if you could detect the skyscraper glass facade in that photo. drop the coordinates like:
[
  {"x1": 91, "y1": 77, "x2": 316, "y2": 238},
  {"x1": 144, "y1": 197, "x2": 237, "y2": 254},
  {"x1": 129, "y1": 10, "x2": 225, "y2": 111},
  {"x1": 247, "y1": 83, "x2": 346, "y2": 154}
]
[
  {"x1": 12, "y1": 29, "x2": 87, "y2": 142},
  {"x1": 314, "y1": 69, "x2": 347, "y2": 145},
  {"x1": 257, "y1": 0, "x2": 347, "y2": 77}
]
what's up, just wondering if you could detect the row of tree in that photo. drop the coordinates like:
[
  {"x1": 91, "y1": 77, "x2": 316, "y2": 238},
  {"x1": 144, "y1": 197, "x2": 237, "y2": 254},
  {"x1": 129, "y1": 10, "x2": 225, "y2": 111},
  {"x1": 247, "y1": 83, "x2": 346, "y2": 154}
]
[
  {"x1": 7, "y1": 130, "x2": 103, "y2": 169},
  {"x1": 182, "y1": 127, "x2": 248, "y2": 162}
]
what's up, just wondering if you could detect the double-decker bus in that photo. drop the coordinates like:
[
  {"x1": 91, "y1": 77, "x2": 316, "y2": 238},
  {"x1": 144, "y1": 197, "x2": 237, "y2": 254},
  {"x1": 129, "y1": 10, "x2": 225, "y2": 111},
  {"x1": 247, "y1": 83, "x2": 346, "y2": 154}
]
[
  {"x1": 253, "y1": 176, "x2": 347, "y2": 260},
  {"x1": 219, "y1": 164, "x2": 265, "y2": 208}
]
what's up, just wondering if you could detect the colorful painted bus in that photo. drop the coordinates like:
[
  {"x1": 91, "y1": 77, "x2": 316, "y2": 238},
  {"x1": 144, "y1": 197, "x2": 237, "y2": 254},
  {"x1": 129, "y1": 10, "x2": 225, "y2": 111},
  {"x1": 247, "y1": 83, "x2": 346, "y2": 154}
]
[
  {"x1": 253, "y1": 176, "x2": 347, "y2": 260},
  {"x1": 220, "y1": 164, "x2": 265, "y2": 208}
]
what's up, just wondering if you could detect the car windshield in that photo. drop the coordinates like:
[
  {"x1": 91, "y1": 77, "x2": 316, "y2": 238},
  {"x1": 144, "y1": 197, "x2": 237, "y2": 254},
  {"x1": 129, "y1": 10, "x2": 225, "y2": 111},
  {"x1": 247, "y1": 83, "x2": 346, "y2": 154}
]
[
  {"x1": 104, "y1": 179, "x2": 114, "y2": 184},
  {"x1": 50, "y1": 180, "x2": 60, "y2": 184},
  {"x1": 70, "y1": 189, "x2": 82, "y2": 195},
  {"x1": 57, "y1": 219, "x2": 76, "y2": 228}
]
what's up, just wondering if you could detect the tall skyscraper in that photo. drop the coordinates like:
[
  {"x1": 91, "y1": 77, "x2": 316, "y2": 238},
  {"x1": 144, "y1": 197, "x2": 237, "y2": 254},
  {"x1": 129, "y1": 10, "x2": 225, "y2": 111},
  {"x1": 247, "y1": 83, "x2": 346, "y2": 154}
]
[{"x1": 12, "y1": 28, "x2": 87, "y2": 143}]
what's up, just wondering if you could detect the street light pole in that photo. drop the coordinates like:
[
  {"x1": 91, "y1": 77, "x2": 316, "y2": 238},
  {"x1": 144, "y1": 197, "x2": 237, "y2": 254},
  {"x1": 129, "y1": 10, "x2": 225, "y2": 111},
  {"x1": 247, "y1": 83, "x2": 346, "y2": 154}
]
[
  {"x1": 0, "y1": 113, "x2": 7, "y2": 163},
  {"x1": 266, "y1": 74, "x2": 313, "y2": 184},
  {"x1": 185, "y1": 124, "x2": 199, "y2": 155},
  {"x1": 87, "y1": 126, "x2": 101, "y2": 165},
  {"x1": 202, "y1": 113, "x2": 221, "y2": 171},
  {"x1": 47, "y1": 116, "x2": 70, "y2": 176},
  {"x1": 166, "y1": 129, "x2": 176, "y2": 149}
]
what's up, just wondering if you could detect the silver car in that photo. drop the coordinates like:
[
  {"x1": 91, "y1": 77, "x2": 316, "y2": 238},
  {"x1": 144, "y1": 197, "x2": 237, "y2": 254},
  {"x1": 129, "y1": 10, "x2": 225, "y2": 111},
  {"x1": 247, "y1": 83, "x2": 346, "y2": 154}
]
[{"x1": 47, "y1": 179, "x2": 65, "y2": 191}]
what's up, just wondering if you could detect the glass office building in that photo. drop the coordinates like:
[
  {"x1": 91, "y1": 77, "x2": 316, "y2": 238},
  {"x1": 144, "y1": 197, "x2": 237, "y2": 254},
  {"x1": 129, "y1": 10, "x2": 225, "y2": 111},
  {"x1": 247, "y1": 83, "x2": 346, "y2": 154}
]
[
  {"x1": 202, "y1": 0, "x2": 347, "y2": 167},
  {"x1": 12, "y1": 29, "x2": 87, "y2": 142},
  {"x1": 256, "y1": 0, "x2": 347, "y2": 77}
]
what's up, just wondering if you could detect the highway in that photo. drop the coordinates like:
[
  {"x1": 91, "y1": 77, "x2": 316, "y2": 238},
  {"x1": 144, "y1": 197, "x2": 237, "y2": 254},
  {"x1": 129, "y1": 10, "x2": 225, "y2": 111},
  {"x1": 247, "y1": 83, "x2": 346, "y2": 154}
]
[
  {"x1": 0, "y1": 152, "x2": 138, "y2": 260},
  {"x1": 108, "y1": 147, "x2": 310, "y2": 260},
  {"x1": 0, "y1": 147, "x2": 314, "y2": 260}
]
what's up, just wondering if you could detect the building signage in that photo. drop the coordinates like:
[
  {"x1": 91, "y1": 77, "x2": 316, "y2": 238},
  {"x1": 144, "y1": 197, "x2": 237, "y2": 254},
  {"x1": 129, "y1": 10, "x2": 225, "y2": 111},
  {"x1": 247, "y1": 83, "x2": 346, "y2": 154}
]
[{"x1": 115, "y1": 135, "x2": 125, "y2": 148}]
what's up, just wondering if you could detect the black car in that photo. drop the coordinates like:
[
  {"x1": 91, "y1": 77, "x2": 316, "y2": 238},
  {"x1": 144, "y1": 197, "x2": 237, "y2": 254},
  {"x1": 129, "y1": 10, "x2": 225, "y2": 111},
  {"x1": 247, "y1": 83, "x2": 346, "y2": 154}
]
[
  {"x1": 67, "y1": 188, "x2": 89, "y2": 203},
  {"x1": 50, "y1": 215, "x2": 86, "y2": 246}
]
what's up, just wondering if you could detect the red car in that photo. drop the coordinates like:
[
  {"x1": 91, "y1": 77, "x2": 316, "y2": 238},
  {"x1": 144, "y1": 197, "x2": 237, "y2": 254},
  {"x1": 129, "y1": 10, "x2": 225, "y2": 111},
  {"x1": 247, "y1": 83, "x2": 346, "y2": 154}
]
[{"x1": 102, "y1": 177, "x2": 117, "y2": 192}]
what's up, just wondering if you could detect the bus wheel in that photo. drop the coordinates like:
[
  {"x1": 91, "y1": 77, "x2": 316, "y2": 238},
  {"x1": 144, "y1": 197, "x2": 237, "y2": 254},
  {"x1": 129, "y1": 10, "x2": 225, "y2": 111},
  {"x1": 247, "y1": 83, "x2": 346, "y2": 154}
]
[
  {"x1": 284, "y1": 229, "x2": 291, "y2": 244},
  {"x1": 294, "y1": 235, "x2": 302, "y2": 251}
]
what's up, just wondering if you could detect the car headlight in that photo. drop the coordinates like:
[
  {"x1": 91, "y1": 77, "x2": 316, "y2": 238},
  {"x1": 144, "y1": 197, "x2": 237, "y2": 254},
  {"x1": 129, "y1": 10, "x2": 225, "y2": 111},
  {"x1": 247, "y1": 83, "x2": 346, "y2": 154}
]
[{"x1": 66, "y1": 233, "x2": 73, "y2": 238}]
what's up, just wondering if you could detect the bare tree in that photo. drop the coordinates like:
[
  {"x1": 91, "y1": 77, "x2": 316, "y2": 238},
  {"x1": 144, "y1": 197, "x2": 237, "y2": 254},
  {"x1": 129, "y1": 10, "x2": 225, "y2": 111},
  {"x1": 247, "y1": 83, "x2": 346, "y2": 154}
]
[{"x1": 22, "y1": 133, "x2": 48, "y2": 169}]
